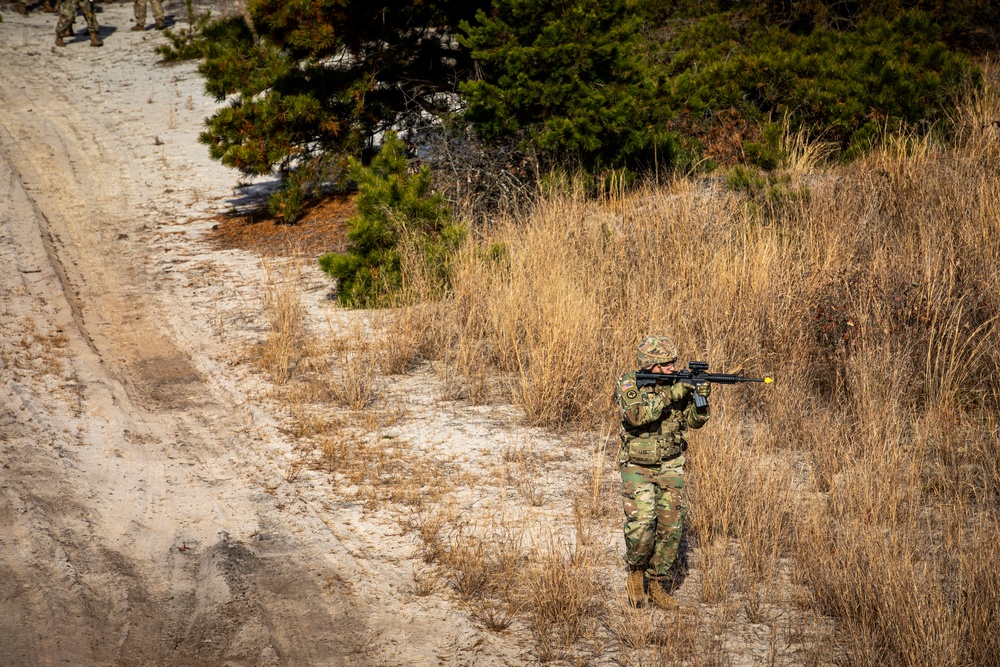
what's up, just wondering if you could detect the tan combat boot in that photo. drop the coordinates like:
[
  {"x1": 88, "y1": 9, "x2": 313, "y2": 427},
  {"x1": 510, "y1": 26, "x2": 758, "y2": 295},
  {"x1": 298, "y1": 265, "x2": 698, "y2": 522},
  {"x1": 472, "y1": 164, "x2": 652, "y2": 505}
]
[
  {"x1": 42, "y1": 1, "x2": 56, "y2": 12},
  {"x1": 89, "y1": 31, "x2": 103, "y2": 47},
  {"x1": 131, "y1": 23, "x2": 145, "y2": 31},
  {"x1": 55, "y1": 35, "x2": 66, "y2": 47},
  {"x1": 647, "y1": 579, "x2": 678, "y2": 611},
  {"x1": 626, "y1": 569, "x2": 646, "y2": 607},
  {"x1": 154, "y1": 18, "x2": 164, "y2": 29},
  {"x1": 17, "y1": 2, "x2": 28, "y2": 16}
]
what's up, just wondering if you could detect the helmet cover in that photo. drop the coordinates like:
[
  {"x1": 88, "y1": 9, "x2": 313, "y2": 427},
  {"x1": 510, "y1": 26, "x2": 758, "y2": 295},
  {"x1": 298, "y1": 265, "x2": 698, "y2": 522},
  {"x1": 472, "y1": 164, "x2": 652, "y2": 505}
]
[{"x1": 636, "y1": 335, "x2": 678, "y2": 369}]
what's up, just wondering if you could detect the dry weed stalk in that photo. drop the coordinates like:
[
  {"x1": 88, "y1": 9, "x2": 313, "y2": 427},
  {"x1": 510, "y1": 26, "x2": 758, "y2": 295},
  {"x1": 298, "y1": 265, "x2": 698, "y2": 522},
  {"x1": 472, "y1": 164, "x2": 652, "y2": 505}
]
[
  {"x1": 521, "y1": 538, "x2": 600, "y2": 652},
  {"x1": 327, "y1": 319, "x2": 378, "y2": 409},
  {"x1": 255, "y1": 259, "x2": 309, "y2": 385}
]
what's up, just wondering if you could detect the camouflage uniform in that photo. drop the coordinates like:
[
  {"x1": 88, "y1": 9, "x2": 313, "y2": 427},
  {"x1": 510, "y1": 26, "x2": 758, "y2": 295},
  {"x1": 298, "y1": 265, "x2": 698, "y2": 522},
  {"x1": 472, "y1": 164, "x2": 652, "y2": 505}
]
[
  {"x1": 614, "y1": 337, "x2": 710, "y2": 585},
  {"x1": 56, "y1": 0, "x2": 98, "y2": 36},
  {"x1": 133, "y1": 0, "x2": 163, "y2": 27}
]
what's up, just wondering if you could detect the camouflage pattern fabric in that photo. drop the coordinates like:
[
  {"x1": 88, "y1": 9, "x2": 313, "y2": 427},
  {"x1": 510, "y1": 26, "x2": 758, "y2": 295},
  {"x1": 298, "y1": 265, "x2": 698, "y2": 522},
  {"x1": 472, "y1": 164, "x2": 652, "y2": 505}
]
[
  {"x1": 621, "y1": 458, "x2": 686, "y2": 577},
  {"x1": 615, "y1": 371, "x2": 709, "y2": 451},
  {"x1": 133, "y1": 0, "x2": 163, "y2": 24},
  {"x1": 614, "y1": 365, "x2": 710, "y2": 579},
  {"x1": 636, "y1": 335, "x2": 677, "y2": 370},
  {"x1": 56, "y1": 0, "x2": 97, "y2": 34}
]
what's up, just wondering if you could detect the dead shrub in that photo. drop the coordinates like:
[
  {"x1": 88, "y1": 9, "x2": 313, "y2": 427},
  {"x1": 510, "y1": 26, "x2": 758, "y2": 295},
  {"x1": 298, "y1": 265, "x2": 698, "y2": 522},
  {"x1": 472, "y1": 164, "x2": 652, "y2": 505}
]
[
  {"x1": 255, "y1": 259, "x2": 310, "y2": 384},
  {"x1": 327, "y1": 321, "x2": 378, "y2": 409},
  {"x1": 520, "y1": 540, "x2": 600, "y2": 651}
]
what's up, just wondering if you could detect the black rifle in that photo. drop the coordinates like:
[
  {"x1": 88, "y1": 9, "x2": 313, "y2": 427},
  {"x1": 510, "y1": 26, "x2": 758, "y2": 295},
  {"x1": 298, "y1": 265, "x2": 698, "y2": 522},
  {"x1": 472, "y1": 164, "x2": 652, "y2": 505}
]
[{"x1": 635, "y1": 361, "x2": 773, "y2": 408}]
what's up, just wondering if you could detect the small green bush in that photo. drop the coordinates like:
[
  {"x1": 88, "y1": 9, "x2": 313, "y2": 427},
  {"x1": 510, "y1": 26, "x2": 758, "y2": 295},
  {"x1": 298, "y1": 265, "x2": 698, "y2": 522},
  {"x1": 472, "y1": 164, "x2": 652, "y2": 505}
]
[
  {"x1": 156, "y1": 0, "x2": 212, "y2": 62},
  {"x1": 318, "y1": 133, "x2": 464, "y2": 307},
  {"x1": 726, "y1": 165, "x2": 809, "y2": 220},
  {"x1": 725, "y1": 165, "x2": 768, "y2": 194},
  {"x1": 742, "y1": 122, "x2": 787, "y2": 171}
]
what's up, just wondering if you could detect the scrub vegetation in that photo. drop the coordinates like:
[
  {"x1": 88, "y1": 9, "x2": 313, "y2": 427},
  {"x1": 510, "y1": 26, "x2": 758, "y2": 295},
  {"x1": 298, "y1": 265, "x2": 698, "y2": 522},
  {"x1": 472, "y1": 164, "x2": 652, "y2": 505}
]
[
  {"x1": 194, "y1": 0, "x2": 988, "y2": 222},
  {"x1": 248, "y1": 62, "x2": 1000, "y2": 665}
]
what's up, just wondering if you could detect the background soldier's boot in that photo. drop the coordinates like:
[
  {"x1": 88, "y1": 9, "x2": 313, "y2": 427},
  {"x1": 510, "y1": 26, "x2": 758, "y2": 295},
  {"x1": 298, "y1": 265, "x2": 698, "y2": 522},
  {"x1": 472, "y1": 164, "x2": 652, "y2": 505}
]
[
  {"x1": 89, "y1": 31, "x2": 103, "y2": 46},
  {"x1": 55, "y1": 35, "x2": 66, "y2": 46},
  {"x1": 43, "y1": 1, "x2": 56, "y2": 12},
  {"x1": 154, "y1": 18, "x2": 163, "y2": 29},
  {"x1": 647, "y1": 580, "x2": 678, "y2": 610},
  {"x1": 626, "y1": 569, "x2": 646, "y2": 607},
  {"x1": 131, "y1": 24, "x2": 145, "y2": 31},
  {"x1": 17, "y1": 2, "x2": 28, "y2": 15}
]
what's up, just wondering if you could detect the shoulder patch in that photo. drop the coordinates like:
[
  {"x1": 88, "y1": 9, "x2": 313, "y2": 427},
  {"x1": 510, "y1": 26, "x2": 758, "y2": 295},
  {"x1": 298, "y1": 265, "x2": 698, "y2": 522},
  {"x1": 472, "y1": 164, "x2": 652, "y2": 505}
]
[{"x1": 617, "y1": 375, "x2": 641, "y2": 406}]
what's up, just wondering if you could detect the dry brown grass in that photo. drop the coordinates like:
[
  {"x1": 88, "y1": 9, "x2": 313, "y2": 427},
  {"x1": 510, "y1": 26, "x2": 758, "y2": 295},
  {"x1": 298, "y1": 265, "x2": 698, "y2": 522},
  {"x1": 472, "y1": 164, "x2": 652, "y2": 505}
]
[
  {"x1": 251, "y1": 259, "x2": 310, "y2": 385},
  {"x1": 380, "y1": 64, "x2": 1000, "y2": 666},
  {"x1": 240, "y1": 65, "x2": 1000, "y2": 666}
]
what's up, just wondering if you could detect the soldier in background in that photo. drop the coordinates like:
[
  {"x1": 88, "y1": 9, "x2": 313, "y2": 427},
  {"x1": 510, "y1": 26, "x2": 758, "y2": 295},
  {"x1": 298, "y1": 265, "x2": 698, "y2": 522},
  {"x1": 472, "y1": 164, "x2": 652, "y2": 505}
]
[
  {"x1": 130, "y1": 0, "x2": 163, "y2": 31},
  {"x1": 55, "y1": 0, "x2": 101, "y2": 46},
  {"x1": 53, "y1": 1, "x2": 75, "y2": 40},
  {"x1": 613, "y1": 335, "x2": 711, "y2": 609},
  {"x1": 17, "y1": 0, "x2": 56, "y2": 14}
]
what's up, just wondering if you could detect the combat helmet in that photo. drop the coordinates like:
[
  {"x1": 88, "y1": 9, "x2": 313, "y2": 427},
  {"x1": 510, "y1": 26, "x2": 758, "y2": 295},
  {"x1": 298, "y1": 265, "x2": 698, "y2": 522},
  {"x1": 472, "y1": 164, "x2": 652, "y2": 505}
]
[{"x1": 636, "y1": 335, "x2": 677, "y2": 369}]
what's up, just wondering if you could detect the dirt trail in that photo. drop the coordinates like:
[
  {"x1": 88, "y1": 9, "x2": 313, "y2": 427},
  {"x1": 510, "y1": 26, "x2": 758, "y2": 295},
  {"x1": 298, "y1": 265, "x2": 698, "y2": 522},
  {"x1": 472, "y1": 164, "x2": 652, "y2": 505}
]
[
  {"x1": 0, "y1": 6, "x2": 519, "y2": 666},
  {"x1": 0, "y1": 8, "x2": 377, "y2": 667}
]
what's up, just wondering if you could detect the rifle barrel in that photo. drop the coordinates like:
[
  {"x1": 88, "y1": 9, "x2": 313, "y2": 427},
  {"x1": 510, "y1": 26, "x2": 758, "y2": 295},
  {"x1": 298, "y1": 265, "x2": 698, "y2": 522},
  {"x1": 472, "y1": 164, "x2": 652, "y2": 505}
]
[{"x1": 635, "y1": 371, "x2": 773, "y2": 386}]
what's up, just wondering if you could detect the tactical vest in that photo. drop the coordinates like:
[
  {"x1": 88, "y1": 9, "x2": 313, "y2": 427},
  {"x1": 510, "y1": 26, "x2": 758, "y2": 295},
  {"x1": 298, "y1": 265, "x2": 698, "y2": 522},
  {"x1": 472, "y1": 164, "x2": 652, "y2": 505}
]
[{"x1": 620, "y1": 402, "x2": 687, "y2": 466}]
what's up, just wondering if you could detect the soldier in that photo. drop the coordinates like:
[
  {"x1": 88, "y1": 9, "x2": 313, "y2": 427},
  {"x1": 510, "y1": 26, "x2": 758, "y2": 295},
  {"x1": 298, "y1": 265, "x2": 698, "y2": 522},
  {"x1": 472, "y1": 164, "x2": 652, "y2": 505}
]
[
  {"x1": 55, "y1": 0, "x2": 101, "y2": 46},
  {"x1": 15, "y1": 0, "x2": 53, "y2": 14},
  {"x1": 54, "y1": 1, "x2": 75, "y2": 39},
  {"x1": 613, "y1": 335, "x2": 711, "y2": 609},
  {"x1": 130, "y1": 0, "x2": 164, "y2": 31}
]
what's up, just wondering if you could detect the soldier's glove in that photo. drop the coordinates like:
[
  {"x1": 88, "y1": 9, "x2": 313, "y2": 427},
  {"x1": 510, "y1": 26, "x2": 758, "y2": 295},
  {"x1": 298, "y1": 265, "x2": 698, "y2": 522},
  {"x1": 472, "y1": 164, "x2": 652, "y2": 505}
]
[
  {"x1": 669, "y1": 383, "x2": 690, "y2": 401},
  {"x1": 696, "y1": 382, "x2": 711, "y2": 398}
]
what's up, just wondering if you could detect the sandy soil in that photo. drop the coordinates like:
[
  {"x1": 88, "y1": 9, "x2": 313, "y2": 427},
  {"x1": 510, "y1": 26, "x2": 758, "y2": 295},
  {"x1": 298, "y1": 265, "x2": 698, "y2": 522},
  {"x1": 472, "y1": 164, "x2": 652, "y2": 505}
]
[{"x1": 0, "y1": 4, "x2": 604, "y2": 665}]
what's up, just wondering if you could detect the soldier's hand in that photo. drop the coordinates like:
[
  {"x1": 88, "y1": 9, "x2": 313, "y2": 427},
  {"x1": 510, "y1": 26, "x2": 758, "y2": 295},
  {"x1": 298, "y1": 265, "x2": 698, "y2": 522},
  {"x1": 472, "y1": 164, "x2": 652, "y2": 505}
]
[
  {"x1": 696, "y1": 382, "x2": 711, "y2": 398},
  {"x1": 670, "y1": 382, "x2": 694, "y2": 401},
  {"x1": 670, "y1": 383, "x2": 691, "y2": 401}
]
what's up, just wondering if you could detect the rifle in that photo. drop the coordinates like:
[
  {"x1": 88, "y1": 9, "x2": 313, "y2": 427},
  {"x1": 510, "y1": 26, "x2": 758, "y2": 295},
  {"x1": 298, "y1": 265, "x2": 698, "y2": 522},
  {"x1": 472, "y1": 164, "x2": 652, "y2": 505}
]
[{"x1": 635, "y1": 361, "x2": 773, "y2": 408}]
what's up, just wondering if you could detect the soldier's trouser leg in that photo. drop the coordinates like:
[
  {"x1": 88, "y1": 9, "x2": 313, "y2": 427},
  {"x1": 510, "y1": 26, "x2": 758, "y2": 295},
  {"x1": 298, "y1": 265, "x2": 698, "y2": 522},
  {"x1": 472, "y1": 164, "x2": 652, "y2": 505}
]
[
  {"x1": 56, "y1": 0, "x2": 77, "y2": 36},
  {"x1": 648, "y1": 462, "x2": 686, "y2": 579},
  {"x1": 149, "y1": 0, "x2": 163, "y2": 20},
  {"x1": 621, "y1": 463, "x2": 657, "y2": 570},
  {"x1": 133, "y1": 0, "x2": 146, "y2": 24},
  {"x1": 80, "y1": 0, "x2": 98, "y2": 33}
]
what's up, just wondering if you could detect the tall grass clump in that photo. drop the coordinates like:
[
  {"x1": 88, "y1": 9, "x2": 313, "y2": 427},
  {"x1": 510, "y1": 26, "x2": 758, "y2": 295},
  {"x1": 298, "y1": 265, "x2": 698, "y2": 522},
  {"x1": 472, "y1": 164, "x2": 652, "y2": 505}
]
[
  {"x1": 389, "y1": 64, "x2": 1000, "y2": 666},
  {"x1": 253, "y1": 259, "x2": 310, "y2": 385}
]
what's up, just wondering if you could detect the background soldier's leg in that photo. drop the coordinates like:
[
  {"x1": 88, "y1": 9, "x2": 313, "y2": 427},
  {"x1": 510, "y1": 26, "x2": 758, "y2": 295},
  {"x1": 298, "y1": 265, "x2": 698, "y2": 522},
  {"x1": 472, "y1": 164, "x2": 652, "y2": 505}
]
[
  {"x1": 150, "y1": 0, "x2": 163, "y2": 21},
  {"x1": 649, "y1": 463, "x2": 687, "y2": 580},
  {"x1": 55, "y1": 0, "x2": 75, "y2": 36},
  {"x1": 78, "y1": 0, "x2": 97, "y2": 32},
  {"x1": 133, "y1": 0, "x2": 146, "y2": 25}
]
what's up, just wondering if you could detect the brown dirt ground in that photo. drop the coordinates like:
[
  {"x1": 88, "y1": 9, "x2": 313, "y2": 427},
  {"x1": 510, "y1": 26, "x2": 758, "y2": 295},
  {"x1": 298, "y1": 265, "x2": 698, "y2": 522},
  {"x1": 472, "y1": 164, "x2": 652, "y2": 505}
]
[{"x1": 209, "y1": 194, "x2": 354, "y2": 258}]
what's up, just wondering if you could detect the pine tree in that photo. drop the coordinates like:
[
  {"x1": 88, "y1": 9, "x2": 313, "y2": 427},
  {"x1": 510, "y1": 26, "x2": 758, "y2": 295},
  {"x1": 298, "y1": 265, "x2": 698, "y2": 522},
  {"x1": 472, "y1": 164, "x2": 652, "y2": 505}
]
[
  {"x1": 318, "y1": 133, "x2": 465, "y2": 306},
  {"x1": 660, "y1": 9, "x2": 978, "y2": 158},
  {"x1": 459, "y1": 0, "x2": 673, "y2": 172},
  {"x1": 198, "y1": 0, "x2": 489, "y2": 221}
]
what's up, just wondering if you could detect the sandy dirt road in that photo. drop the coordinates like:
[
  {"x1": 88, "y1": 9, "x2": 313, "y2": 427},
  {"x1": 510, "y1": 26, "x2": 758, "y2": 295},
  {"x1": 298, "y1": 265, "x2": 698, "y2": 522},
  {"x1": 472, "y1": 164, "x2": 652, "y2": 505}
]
[
  {"x1": 0, "y1": 5, "x2": 375, "y2": 666},
  {"x1": 0, "y1": 5, "x2": 539, "y2": 666}
]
